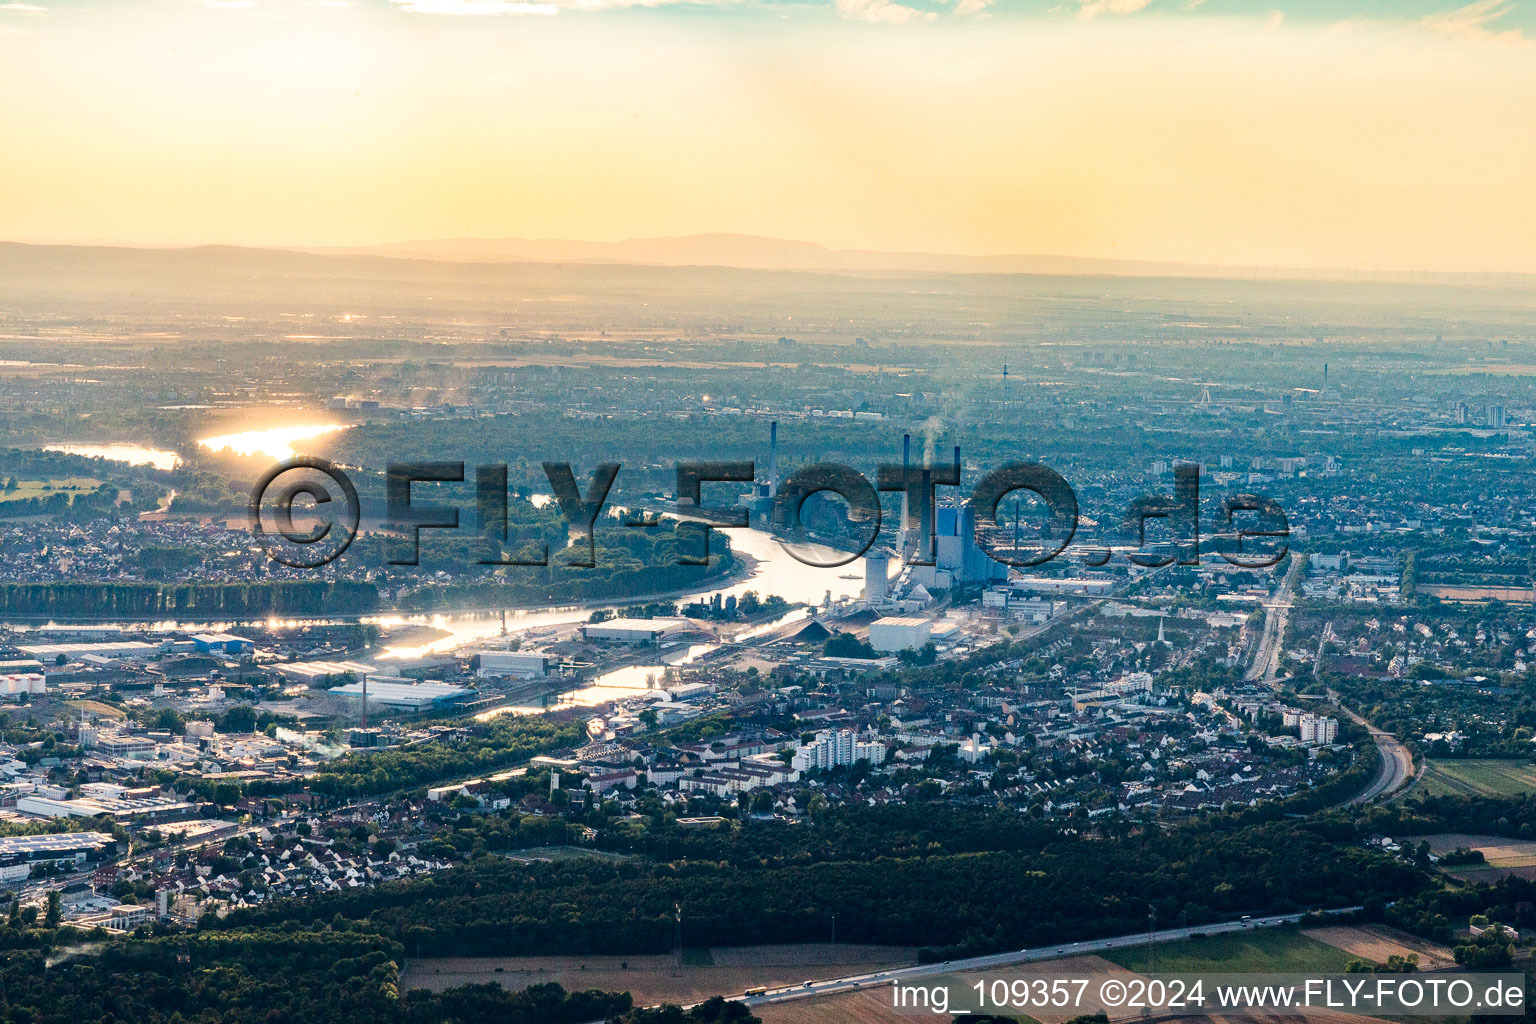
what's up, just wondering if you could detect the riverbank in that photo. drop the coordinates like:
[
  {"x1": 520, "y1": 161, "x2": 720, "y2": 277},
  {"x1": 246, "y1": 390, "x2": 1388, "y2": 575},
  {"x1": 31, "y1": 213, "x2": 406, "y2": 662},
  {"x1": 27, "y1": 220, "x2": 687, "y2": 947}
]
[{"x1": 0, "y1": 549, "x2": 762, "y2": 629}]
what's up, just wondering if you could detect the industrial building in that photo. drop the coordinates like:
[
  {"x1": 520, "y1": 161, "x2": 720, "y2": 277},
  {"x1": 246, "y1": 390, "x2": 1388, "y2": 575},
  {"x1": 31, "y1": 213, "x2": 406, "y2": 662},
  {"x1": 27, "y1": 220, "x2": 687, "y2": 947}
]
[
  {"x1": 1012, "y1": 576, "x2": 1116, "y2": 596},
  {"x1": 0, "y1": 673, "x2": 45, "y2": 700},
  {"x1": 934, "y1": 499, "x2": 1011, "y2": 584},
  {"x1": 272, "y1": 659, "x2": 377, "y2": 686},
  {"x1": 91, "y1": 735, "x2": 156, "y2": 758},
  {"x1": 328, "y1": 679, "x2": 471, "y2": 710},
  {"x1": 16, "y1": 790, "x2": 192, "y2": 821},
  {"x1": 864, "y1": 550, "x2": 891, "y2": 603},
  {"x1": 0, "y1": 831, "x2": 117, "y2": 868},
  {"x1": 474, "y1": 650, "x2": 550, "y2": 678},
  {"x1": 191, "y1": 633, "x2": 255, "y2": 655},
  {"x1": 19, "y1": 640, "x2": 160, "y2": 661},
  {"x1": 580, "y1": 617, "x2": 687, "y2": 645},
  {"x1": 868, "y1": 616, "x2": 931, "y2": 652}
]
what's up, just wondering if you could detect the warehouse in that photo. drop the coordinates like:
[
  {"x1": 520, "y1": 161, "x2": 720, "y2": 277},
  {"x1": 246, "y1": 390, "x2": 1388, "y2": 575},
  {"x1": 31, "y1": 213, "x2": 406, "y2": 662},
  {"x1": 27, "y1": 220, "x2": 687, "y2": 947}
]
[
  {"x1": 0, "y1": 831, "x2": 118, "y2": 867},
  {"x1": 191, "y1": 633, "x2": 255, "y2": 655},
  {"x1": 475, "y1": 650, "x2": 550, "y2": 678},
  {"x1": 272, "y1": 659, "x2": 377, "y2": 685},
  {"x1": 328, "y1": 679, "x2": 472, "y2": 710},
  {"x1": 1010, "y1": 577, "x2": 1116, "y2": 596},
  {"x1": 579, "y1": 617, "x2": 687, "y2": 645},
  {"x1": 15, "y1": 791, "x2": 192, "y2": 820},
  {"x1": 19, "y1": 640, "x2": 160, "y2": 662},
  {"x1": 868, "y1": 616, "x2": 931, "y2": 652}
]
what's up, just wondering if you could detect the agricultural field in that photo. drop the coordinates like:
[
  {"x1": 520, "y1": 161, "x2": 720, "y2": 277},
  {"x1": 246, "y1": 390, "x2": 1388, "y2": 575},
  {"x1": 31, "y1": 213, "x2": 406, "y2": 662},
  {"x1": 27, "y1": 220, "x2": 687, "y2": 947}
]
[
  {"x1": 954, "y1": 954, "x2": 1130, "y2": 1024},
  {"x1": 1301, "y1": 925, "x2": 1455, "y2": 970},
  {"x1": 754, "y1": 988, "x2": 945, "y2": 1024},
  {"x1": 1421, "y1": 832, "x2": 1536, "y2": 880},
  {"x1": 1102, "y1": 928, "x2": 1354, "y2": 974},
  {"x1": 1412, "y1": 760, "x2": 1536, "y2": 799},
  {"x1": 0, "y1": 476, "x2": 102, "y2": 503},
  {"x1": 401, "y1": 943, "x2": 916, "y2": 1006},
  {"x1": 757, "y1": 944, "x2": 1406, "y2": 1024},
  {"x1": 755, "y1": 954, "x2": 1126, "y2": 1024}
]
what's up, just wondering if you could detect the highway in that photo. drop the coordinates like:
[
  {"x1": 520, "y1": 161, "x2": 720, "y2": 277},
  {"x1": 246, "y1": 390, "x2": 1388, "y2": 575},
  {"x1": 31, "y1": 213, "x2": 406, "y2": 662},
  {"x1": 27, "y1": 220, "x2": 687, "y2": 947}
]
[
  {"x1": 1244, "y1": 554, "x2": 1303, "y2": 684},
  {"x1": 1336, "y1": 696, "x2": 1416, "y2": 805},
  {"x1": 1244, "y1": 555, "x2": 1414, "y2": 805},
  {"x1": 727, "y1": 908, "x2": 1363, "y2": 1011},
  {"x1": 1309, "y1": 623, "x2": 1415, "y2": 803}
]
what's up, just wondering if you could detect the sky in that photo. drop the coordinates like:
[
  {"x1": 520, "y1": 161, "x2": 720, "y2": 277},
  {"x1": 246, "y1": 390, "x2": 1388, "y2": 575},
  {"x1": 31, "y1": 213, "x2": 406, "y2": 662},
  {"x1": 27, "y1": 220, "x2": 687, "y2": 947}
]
[{"x1": 1, "y1": 0, "x2": 1534, "y2": 271}]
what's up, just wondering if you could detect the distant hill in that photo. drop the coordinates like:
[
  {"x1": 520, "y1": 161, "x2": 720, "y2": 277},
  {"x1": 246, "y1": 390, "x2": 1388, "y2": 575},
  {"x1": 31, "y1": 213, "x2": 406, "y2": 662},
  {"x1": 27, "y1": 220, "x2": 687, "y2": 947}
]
[
  {"x1": 316, "y1": 232, "x2": 1239, "y2": 278},
  {"x1": 0, "y1": 239, "x2": 1529, "y2": 331},
  {"x1": 310, "y1": 232, "x2": 1535, "y2": 286}
]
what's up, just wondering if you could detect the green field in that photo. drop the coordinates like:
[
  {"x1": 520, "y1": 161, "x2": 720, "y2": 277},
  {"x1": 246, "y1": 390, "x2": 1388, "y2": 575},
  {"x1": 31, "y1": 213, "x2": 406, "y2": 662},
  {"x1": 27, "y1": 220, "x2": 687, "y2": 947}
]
[
  {"x1": 0, "y1": 476, "x2": 103, "y2": 503},
  {"x1": 1413, "y1": 759, "x2": 1536, "y2": 799},
  {"x1": 1103, "y1": 929, "x2": 1354, "y2": 974}
]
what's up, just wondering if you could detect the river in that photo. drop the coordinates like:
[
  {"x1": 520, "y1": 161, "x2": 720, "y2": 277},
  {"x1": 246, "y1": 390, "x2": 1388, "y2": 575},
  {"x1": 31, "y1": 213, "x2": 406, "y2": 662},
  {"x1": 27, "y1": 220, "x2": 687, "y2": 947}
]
[
  {"x1": 16, "y1": 424, "x2": 880, "y2": 711},
  {"x1": 1, "y1": 521, "x2": 875, "y2": 704},
  {"x1": 375, "y1": 524, "x2": 867, "y2": 657},
  {"x1": 44, "y1": 443, "x2": 182, "y2": 472}
]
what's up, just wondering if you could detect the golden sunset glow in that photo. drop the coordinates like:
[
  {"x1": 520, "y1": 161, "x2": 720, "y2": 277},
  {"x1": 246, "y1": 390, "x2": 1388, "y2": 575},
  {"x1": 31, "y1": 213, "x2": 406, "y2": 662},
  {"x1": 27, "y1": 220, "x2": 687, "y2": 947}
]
[{"x1": 2, "y1": 1, "x2": 1534, "y2": 271}]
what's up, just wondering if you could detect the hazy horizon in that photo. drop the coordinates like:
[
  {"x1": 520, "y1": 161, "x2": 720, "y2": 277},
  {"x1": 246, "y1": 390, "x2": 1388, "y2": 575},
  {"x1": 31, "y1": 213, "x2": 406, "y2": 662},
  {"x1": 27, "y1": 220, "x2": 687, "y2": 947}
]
[
  {"x1": 4, "y1": 1, "x2": 1536, "y2": 273},
  {"x1": 5, "y1": 232, "x2": 1536, "y2": 286}
]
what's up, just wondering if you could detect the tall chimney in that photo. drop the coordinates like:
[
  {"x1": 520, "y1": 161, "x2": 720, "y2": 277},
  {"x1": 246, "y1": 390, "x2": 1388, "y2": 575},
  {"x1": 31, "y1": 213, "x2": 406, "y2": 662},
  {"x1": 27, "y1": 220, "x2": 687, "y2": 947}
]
[
  {"x1": 768, "y1": 420, "x2": 778, "y2": 499},
  {"x1": 953, "y1": 446, "x2": 963, "y2": 535},
  {"x1": 900, "y1": 433, "x2": 911, "y2": 554},
  {"x1": 920, "y1": 466, "x2": 933, "y2": 563}
]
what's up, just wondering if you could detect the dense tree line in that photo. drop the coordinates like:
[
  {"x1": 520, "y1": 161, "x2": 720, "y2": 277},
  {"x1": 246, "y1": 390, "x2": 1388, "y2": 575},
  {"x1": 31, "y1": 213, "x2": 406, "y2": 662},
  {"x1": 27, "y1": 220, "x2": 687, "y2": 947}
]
[
  {"x1": 0, "y1": 447, "x2": 171, "y2": 520},
  {"x1": 209, "y1": 816, "x2": 1429, "y2": 959},
  {"x1": 589, "y1": 804, "x2": 1092, "y2": 864},
  {"x1": 341, "y1": 504, "x2": 738, "y2": 612},
  {"x1": 1383, "y1": 872, "x2": 1536, "y2": 946},
  {"x1": 394, "y1": 552, "x2": 734, "y2": 610},
  {"x1": 1329, "y1": 672, "x2": 1536, "y2": 757},
  {"x1": 0, "y1": 482, "x2": 122, "y2": 519},
  {"x1": 1367, "y1": 792, "x2": 1536, "y2": 842},
  {"x1": 0, "y1": 580, "x2": 379, "y2": 617},
  {"x1": 0, "y1": 929, "x2": 632, "y2": 1024},
  {"x1": 612, "y1": 997, "x2": 759, "y2": 1024}
]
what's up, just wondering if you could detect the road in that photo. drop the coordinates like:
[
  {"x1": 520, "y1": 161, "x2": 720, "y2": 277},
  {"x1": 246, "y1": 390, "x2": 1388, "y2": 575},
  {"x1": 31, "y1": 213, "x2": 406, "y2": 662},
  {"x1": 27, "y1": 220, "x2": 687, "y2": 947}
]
[
  {"x1": 1334, "y1": 695, "x2": 1415, "y2": 805},
  {"x1": 1244, "y1": 554, "x2": 1304, "y2": 684},
  {"x1": 720, "y1": 908, "x2": 1362, "y2": 1011},
  {"x1": 1243, "y1": 555, "x2": 1413, "y2": 805},
  {"x1": 1308, "y1": 622, "x2": 1414, "y2": 803}
]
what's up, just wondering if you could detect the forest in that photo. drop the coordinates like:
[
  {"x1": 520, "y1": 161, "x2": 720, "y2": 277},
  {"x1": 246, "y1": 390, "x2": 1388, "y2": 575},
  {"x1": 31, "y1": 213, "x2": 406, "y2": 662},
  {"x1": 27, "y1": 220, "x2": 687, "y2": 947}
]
[
  {"x1": 0, "y1": 928, "x2": 633, "y2": 1024},
  {"x1": 0, "y1": 580, "x2": 380, "y2": 618},
  {"x1": 208, "y1": 811, "x2": 1430, "y2": 960}
]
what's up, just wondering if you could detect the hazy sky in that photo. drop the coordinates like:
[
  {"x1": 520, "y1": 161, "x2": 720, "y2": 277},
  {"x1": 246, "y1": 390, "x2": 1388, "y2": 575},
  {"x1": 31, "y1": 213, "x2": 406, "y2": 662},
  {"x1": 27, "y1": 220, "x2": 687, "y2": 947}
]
[{"x1": 2, "y1": 0, "x2": 1534, "y2": 271}]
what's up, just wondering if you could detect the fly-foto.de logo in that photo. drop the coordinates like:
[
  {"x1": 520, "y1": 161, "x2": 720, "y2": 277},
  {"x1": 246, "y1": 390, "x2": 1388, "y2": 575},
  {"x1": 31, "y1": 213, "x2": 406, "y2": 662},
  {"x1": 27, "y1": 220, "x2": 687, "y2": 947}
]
[{"x1": 249, "y1": 457, "x2": 1287, "y2": 572}]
